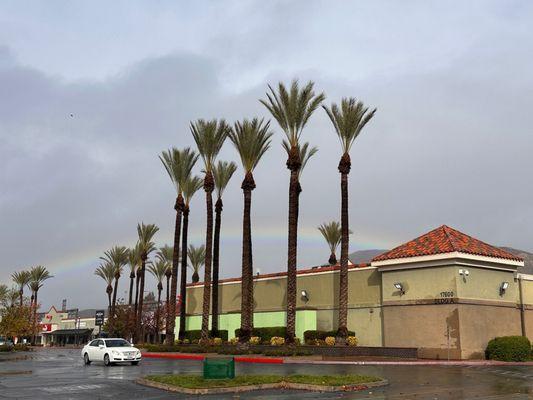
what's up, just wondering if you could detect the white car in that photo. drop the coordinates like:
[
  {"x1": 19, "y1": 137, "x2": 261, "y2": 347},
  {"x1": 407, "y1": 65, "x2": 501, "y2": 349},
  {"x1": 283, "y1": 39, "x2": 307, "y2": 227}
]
[{"x1": 81, "y1": 338, "x2": 141, "y2": 366}]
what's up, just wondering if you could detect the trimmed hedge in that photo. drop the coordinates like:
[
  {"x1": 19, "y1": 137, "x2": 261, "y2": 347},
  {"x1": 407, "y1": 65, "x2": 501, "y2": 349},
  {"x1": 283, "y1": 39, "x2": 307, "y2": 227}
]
[
  {"x1": 485, "y1": 336, "x2": 531, "y2": 361},
  {"x1": 304, "y1": 330, "x2": 355, "y2": 344},
  {"x1": 181, "y1": 330, "x2": 228, "y2": 342},
  {"x1": 235, "y1": 327, "x2": 286, "y2": 342}
]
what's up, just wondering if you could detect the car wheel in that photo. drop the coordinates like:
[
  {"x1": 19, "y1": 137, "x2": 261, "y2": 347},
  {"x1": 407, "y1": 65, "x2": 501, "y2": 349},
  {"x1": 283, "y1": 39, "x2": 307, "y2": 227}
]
[
  {"x1": 104, "y1": 354, "x2": 111, "y2": 366},
  {"x1": 83, "y1": 353, "x2": 91, "y2": 365},
  {"x1": 131, "y1": 361, "x2": 139, "y2": 366}
]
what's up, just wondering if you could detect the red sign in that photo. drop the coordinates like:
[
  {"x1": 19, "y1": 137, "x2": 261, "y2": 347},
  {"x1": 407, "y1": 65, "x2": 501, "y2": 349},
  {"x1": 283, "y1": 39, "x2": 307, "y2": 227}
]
[{"x1": 40, "y1": 324, "x2": 52, "y2": 332}]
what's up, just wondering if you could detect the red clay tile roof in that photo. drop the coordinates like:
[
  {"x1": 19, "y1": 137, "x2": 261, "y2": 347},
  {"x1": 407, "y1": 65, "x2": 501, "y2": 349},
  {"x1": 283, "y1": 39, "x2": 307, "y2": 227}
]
[
  {"x1": 372, "y1": 225, "x2": 522, "y2": 262},
  {"x1": 187, "y1": 262, "x2": 371, "y2": 287}
]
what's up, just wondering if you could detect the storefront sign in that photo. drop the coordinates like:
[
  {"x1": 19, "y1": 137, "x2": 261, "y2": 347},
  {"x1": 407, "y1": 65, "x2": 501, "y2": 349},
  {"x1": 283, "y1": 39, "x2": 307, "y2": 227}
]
[{"x1": 95, "y1": 310, "x2": 105, "y2": 326}]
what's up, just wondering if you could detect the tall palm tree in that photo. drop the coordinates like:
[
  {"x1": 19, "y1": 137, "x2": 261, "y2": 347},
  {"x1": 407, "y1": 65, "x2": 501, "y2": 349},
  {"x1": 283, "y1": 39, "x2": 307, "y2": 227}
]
[
  {"x1": 160, "y1": 147, "x2": 198, "y2": 345},
  {"x1": 323, "y1": 97, "x2": 376, "y2": 339},
  {"x1": 127, "y1": 243, "x2": 142, "y2": 306},
  {"x1": 318, "y1": 221, "x2": 342, "y2": 265},
  {"x1": 95, "y1": 262, "x2": 115, "y2": 312},
  {"x1": 229, "y1": 118, "x2": 273, "y2": 341},
  {"x1": 148, "y1": 259, "x2": 167, "y2": 343},
  {"x1": 11, "y1": 270, "x2": 31, "y2": 306},
  {"x1": 135, "y1": 223, "x2": 159, "y2": 342},
  {"x1": 211, "y1": 160, "x2": 237, "y2": 336},
  {"x1": 178, "y1": 175, "x2": 203, "y2": 339},
  {"x1": 156, "y1": 245, "x2": 174, "y2": 318},
  {"x1": 191, "y1": 119, "x2": 230, "y2": 340},
  {"x1": 261, "y1": 80, "x2": 325, "y2": 343},
  {"x1": 29, "y1": 266, "x2": 53, "y2": 343},
  {"x1": 188, "y1": 244, "x2": 206, "y2": 283},
  {"x1": 101, "y1": 246, "x2": 128, "y2": 318}
]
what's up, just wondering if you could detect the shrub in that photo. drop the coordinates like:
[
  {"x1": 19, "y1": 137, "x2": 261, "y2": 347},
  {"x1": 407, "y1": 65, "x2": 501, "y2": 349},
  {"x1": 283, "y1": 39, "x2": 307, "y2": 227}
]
[
  {"x1": 270, "y1": 336, "x2": 285, "y2": 346},
  {"x1": 485, "y1": 336, "x2": 531, "y2": 362},
  {"x1": 249, "y1": 336, "x2": 261, "y2": 345},
  {"x1": 235, "y1": 327, "x2": 286, "y2": 342},
  {"x1": 304, "y1": 330, "x2": 356, "y2": 344},
  {"x1": 182, "y1": 330, "x2": 228, "y2": 342},
  {"x1": 325, "y1": 336, "x2": 336, "y2": 346},
  {"x1": 228, "y1": 337, "x2": 239, "y2": 345},
  {"x1": 347, "y1": 336, "x2": 358, "y2": 347},
  {"x1": 182, "y1": 339, "x2": 190, "y2": 344},
  {"x1": 212, "y1": 337, "x2": 222, "y2": 346}
]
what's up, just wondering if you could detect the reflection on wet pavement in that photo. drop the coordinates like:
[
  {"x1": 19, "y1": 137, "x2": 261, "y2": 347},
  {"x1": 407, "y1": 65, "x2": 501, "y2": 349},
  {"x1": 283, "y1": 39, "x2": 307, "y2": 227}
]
[{"x1": 1, "y1": 348, "x2": 533, "y2": 399}]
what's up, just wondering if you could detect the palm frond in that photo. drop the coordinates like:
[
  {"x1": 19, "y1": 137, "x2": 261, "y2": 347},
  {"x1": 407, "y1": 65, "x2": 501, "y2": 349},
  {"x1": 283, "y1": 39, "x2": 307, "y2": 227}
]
[
  {"x1": 188, "y1": 244, "x2": 206, "y2": 274},
  {"x1": 190, "y1": 119, "x2": 229, "y2": 172},
  {"x1": 318, "y1": 221, "x2": 342, "y2": 254},
  {"x1": 12, "y1": 270, "x2": 31, "y2": 288},
  {"x1": 94, "y1": 262, "x2": 115, "y2": 285},
  {"x1": 28, "y1": 265, "x2": 53, "y2": 291},
  {"x1": 229, "y1": 118, "x2": 273, "y2": 173},
  {"x1": 260, "y1": 79, "x2": 325, "y2": 148},
  {"x1": 182, "y1": 174, "x2": 204, "y2": 205},
  {"x1": 147, "y1": 260, "x2": 167, "y2": 284},
  {"x1": 156, "y1": 245, "x2": 174, "y2": 264},
  {"x1": 322, "y1": 97, "x2": 376, "y2": 153},
  {"x1": 128, "y1": 243, "x2": 142, "y2": 273},
  {"x1": 159, "y1": 147, "x2": 199, "y2": 194},
  {"x1": 137, "y1": 223, "x2": 159, "y2": 257},
  {"x1": 213, "y1": 160, "x2": 237, "y2": 198},
  {"x1": 281, "y1": 140, "x2": 318, "y2": 178},
  {"x1": 100, "y1": 246, "x2": 128, "y2": 277}
]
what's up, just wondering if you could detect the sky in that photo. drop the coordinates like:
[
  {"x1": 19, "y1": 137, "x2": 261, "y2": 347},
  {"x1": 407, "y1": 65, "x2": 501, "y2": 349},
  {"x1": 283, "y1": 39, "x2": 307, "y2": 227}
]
[{"x1": 1, "y1": 1, "x2": 533, "y2": 310}]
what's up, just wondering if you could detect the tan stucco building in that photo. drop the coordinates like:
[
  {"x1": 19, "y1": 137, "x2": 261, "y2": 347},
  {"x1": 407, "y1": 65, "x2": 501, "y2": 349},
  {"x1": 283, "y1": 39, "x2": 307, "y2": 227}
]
[{"x1": 182, "y1": 225, "x2": 531, "y2": 359}]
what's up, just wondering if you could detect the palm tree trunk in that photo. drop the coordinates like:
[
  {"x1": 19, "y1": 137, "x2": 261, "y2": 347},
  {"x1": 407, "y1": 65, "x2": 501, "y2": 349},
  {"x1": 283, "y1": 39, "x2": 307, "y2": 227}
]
[
  {"x1": 286, "y1": 166, "x2": 300, "y2": 344},
  {"x1": 111, "y1": 276, "x2": 119, "y2": 317},
  {"x1": 128, "y1": 272, "x2": 135, "y2": 305},
  {"x1": 211, "y1": 198, "x2": 223, "y2": 336},
  {"x1": 178, "y1": 206, "x2": 190, "y2": 340},
  {"x1": 166, "y1": 195, "x2": 183, "y2": 345},
  {"x1": 239, "y1": 173, "x2": 255, "y2": 341},
  {"x1": 156, "y1": 286, "x2": 162, "y2": 343},
  {"x1": 136, "y1": 258, "x2": 147, "y2": 343},
  {"x1": 200, "y1": 172, "x2": 215, "y2": 341},
  {"x1": 134, "y1": 273, "x2": 140, "y2": 316},
  {"x1": 165, "y1": 273, "x2": 170, "y2": 338},
  {"x1": 19, "y1": 289, "x2": 23, "y2": 306},
  {"x1": 32, "y1": 290, "x2": 38, "y2": 345},
  {"x1": 337, "y1": 153, "x2": 351, "y2": 339}
]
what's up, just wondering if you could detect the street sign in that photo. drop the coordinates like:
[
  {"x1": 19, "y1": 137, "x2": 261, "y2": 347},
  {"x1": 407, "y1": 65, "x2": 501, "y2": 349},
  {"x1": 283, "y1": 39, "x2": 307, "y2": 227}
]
[{"x1": 95, "y1": 310, "x2": 105, "y2": 326}]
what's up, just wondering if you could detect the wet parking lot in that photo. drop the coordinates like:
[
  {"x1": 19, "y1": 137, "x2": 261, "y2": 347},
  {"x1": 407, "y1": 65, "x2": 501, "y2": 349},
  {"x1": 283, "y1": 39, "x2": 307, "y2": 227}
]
[{"x1": 2, "y1": 349, "x2": 533, "y2": 399}]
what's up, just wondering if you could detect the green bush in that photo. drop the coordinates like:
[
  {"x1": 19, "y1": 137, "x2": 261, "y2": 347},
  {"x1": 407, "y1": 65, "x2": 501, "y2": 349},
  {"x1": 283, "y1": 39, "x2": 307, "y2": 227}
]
[
  {"x1": 303, "y1": 330, "x2": 355, "y2": 344},
  {"x1": 485, "y1": 336, "x2": 531, "y2": 361},
  {"x1": 181, "y1": 330, "x2": 228, "y2": 342},
  {"x1": 234, "y1": 327, "x2": 286, "y2": 342}
]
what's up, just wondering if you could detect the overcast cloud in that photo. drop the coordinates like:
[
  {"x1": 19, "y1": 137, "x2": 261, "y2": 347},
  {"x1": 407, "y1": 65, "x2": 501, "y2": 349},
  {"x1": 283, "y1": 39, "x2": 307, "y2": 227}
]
[{"x1": 1, "y1": 1, "x2": 533, "y2": 310}]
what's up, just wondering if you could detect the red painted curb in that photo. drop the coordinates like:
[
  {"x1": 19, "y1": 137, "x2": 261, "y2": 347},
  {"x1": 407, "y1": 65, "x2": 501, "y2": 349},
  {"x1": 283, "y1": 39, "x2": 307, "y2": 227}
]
[{"x1": 142, "y1": 352, "x2": 284, "y2": 364}]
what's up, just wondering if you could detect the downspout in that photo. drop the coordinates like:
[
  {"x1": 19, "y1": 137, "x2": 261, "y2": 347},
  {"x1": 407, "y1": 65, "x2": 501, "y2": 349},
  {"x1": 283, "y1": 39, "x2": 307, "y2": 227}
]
[{"x1": 518, "y1": 275, "x2": 526, "y2": 337}]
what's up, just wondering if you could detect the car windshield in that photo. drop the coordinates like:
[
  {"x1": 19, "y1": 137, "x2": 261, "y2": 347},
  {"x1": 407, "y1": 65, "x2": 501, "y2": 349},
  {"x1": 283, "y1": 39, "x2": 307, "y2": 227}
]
[{"x1": 105, "y1": 339, "x2": 130, "y2": 347}]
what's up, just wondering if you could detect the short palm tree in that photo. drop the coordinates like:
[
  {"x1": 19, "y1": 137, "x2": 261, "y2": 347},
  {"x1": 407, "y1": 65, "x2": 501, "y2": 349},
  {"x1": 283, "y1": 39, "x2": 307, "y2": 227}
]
[
  {"x1": 211, "y1": 160, "x2": 237, "y2": 336},
  {"x1": 188, "y1": 244, "x2": 206, "y2": 283},
  {"x1": 261, "y1": 80, "x2": 324, "y2": 343},
  {"x1": 323, "y1": 97, "x2": 376, "y2": 339},
  {"x1": 135, "y1": 223, "x2": 159, "y2": 342},
  {"x1": 148, "y1": 259, "x2": 167, "y2": 343},
  {"x1": 95, "y1": 262, "x2": 115, "y2": 311},
  {"x1": 28, "y1": 265, "x2": 53, "y2": 341},
  {"x1": 11, "y1": 270, "x2": 31, "y2": 306},
  {"x1": 229, "y1": 118, "x2": 273, "y2": 341},
  {"x1": 191, "y1": 119, "x2": 230, "y2": 340},
  {"x1": 101, "y1": 246, "x2": 128, "y2": 318},
  {"x1": 159, "y1": 147, "x2": 198, "y2": 344},
  {"x1": 156, "y1": 245, "x2": 174, "y2": 316},
  {"x1": 128, "y1": 243, "x2": 142, "y2": 306},
  {"x1": 318, "y1": 221, "x2": 342, "y2": 265},
  {"x1": 178, "y1": 175, "x2": 203, "y2": 340}
]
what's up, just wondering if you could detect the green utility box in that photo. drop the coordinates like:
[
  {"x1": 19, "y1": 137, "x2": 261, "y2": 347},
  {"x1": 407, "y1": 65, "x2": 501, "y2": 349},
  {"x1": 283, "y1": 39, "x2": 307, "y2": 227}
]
[{"x1": 203, "y1": 357, "x2": 235, "y2": 379}]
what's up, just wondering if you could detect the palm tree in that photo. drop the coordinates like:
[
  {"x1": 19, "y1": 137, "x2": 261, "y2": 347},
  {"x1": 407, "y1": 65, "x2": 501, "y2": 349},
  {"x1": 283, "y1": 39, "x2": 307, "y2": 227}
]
[
  {"x1": 261, "y1": 80, "x2": 325, "y2": 343},
  {"x1": 127, "y1": 243, "x2": 142, "y2": 306},
  {"x1": 229, "y1": 118, "x2": 273, "y2": 341},
  {"x1": 211, "y1": 160, "x2": 237, "y2": 336},
  {"x1": 160, "y1": 147, "x2": 198, "y2": 345},
  {"x1": 318, "y1": 222, "x2": 342, "y2": 265},
  {"x1": 11, "y1": 270, "x2": 31, "y2": 306},
  {"x1": 0, "y1": 284, "x2": 9, "y2": 307},
  {"x1": 95, "y1": 262, "x2": 115, "y2": 312},
  {"x1": 29, "y1": 265, "x2": 53, "y2": 343},
  {"x1": 323, "y1": 97, "x2": 376, "y2": 339},
  {"x1": 156, "y1": 245, "x2": 174, "y2": 318},
  {"x1": 191, "y1": 119, "x2": 230, "y2": 340},
  {"x1": 188, "y1": 244, "x2": 205, "y2": 283},
  {"x1": 101, "y1": 246, "x2": 128, "y2": 318},
  {"x1": 179, "y1": 175, "x2": 203, "y2": 340},
  {"x1": 148, "y1": 259, "x2": 167, "y2": 343},
  {"x1": 135, "y1": 223, "x2": 159, "y2": 343}
]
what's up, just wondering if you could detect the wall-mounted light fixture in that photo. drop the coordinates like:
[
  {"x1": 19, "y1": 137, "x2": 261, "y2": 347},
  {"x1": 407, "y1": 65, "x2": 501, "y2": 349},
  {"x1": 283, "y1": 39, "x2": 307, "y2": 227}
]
[
  {"x1": 500, "y1": 281, "x2": 509, "y2": 296},
  {"x1": 393, "y1": 282, "x2": 405, "y2": 295},
  {"x1": 301, "y1": 290, "x2": 309, "y2": 303},
  {"x1": 459, "y1": 269, "x2": 470, "y2": 277}
]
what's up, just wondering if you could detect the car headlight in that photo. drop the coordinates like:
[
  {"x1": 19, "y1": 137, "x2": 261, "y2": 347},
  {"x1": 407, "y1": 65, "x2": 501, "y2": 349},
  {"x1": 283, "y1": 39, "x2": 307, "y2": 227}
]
[{"x1": 111, "y1": 350, "x2": 120, "y2": 356}]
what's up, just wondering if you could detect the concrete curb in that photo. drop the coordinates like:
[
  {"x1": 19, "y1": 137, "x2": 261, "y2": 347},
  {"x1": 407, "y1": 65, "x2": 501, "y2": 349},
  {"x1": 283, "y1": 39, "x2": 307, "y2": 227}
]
[
  {"x1": 135, "y1": 377, "x2": 388, "y2": 394},
  {"x1": 142, "y1": 352, "x2": 284, "y2": 364}
]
